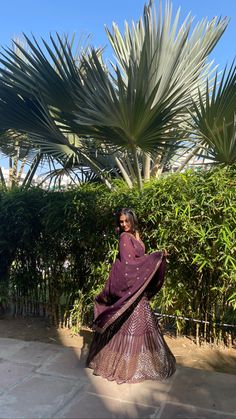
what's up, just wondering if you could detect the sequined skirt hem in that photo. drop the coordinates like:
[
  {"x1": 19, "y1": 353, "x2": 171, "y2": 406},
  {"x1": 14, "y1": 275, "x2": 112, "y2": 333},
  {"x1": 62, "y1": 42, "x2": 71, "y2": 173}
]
[{"x1": 86, "y1": 296, "x2": 176, "y2": 384}]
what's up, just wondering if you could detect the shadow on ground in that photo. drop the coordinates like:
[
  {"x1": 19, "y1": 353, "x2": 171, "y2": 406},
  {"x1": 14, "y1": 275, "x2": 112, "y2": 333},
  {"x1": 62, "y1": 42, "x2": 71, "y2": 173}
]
[{"x1": 0, "y1": 316, "x2": 236, "y2": 418}]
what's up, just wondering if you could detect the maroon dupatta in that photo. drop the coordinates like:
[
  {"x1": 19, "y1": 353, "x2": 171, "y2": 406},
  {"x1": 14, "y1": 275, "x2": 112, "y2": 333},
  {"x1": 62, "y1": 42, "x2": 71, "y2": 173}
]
[{"x1": 93, "y1": 232, "x2": 166, "y2": 333}]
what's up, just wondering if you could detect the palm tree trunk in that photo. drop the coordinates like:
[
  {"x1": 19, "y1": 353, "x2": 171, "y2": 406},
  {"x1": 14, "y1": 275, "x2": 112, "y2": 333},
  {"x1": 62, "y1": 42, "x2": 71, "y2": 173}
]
[
  {"x1": 143, "y1": 153, "x2": 151, "y2": 180},
  {"x1": 126, "y1": 155, "x2": 137, "y2": 180},
  {"x1": 176, "y1": 146, "x2": 201, "y2": 172},
  {"x1": 0, "y1": 167, "x2": 7, "y2": 190},
  {"x1": 150, "y1": 153, "x2": 162, "y2": 178},
  {"x1": 157, "y1": 151, "x2": 171, "y2": 175},
  {"x1": 17, "y1": 154, "x2": 28, "y2": 185},
  {"x1": 22, "y1": 152, "x2": 42, "y2": 188},
  {"x1": 9, "y1": 157, "x2": 13, "y2": 188},
  {"x1": 79, "y1": 152, "x2": 114, "y2": 190},
  {"x1": 114, "y1": 156, "x2": 133, "y2": 188},
  {"x1": 132, "y1": 146, "x2": 143, "y2": 190},
  {"x1": 10, "y1": 138, "x2": 20, "y2": 187}
]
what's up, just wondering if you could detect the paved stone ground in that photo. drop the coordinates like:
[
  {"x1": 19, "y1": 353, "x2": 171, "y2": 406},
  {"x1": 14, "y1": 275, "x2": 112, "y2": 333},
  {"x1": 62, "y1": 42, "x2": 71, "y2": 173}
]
[{"x1": 0, "y1": 337, "x2": 236, "y2": 419}]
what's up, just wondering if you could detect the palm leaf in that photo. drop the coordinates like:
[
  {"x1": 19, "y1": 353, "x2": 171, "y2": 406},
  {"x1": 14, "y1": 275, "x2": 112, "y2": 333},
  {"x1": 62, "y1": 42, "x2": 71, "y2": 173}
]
[
  {"x1": 0, "y1": 1, "x2": 230, "y2": 189},
  {"x1": 70, "y1": 1, "x2": 228, "y2": 154},
  {"x1": 189, "y1": 60, "x2": 236, "y2": 164}
]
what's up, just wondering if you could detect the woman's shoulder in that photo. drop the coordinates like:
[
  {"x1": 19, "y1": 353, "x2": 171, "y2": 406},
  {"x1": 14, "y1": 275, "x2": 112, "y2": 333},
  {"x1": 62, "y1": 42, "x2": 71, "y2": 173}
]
[
  {"x1": 120, "y1": 232, "x2": 130, "y2": 236},
  {"x1": 119, "y1": 232, "x2": 142, "y2": 245},
  {"x1": 120, "y1": 232, "x2": 133, "y2": 239},
  {"x1": 119, "y1": 232, "x2": 134, "y2": 245}
]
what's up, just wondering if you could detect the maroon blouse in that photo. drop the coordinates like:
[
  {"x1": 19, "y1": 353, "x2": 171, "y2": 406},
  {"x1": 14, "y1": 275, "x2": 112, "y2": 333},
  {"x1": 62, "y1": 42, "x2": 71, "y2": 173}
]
[{"x1": 93, "y1": 232, "x2": 166, "y2": 333}]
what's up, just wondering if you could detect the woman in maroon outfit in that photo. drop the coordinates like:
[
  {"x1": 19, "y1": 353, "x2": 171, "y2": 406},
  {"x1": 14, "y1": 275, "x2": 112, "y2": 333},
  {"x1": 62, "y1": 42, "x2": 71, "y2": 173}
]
[{"x1": 86, "y1": 208, "x2": 176, "y2": 383}]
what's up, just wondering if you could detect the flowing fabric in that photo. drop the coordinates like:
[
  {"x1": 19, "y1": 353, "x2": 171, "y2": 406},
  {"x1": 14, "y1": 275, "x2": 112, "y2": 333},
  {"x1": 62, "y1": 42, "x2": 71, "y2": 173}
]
[{"x1": 86, "y1": 232, "x2": 176, "y2": 383}]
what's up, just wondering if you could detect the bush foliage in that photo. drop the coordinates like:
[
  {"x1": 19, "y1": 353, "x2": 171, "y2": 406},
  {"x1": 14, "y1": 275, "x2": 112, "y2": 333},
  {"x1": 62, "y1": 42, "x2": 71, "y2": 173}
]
[{"x1": 0, "y1": 166, "x2": 235, "y2": 345}]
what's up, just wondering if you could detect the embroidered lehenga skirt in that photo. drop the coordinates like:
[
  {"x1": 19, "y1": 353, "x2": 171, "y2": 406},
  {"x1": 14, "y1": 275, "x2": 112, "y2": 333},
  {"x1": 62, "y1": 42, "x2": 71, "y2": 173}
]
[{"x1": 86, "y1": 295, "x2": 176, "y2": 384}]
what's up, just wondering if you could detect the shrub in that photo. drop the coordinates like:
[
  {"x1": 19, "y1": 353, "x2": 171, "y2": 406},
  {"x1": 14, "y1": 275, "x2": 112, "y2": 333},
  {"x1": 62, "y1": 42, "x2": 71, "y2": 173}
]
[{"x1": 0, "y1": 166, "x2": 235, "y2": 345}]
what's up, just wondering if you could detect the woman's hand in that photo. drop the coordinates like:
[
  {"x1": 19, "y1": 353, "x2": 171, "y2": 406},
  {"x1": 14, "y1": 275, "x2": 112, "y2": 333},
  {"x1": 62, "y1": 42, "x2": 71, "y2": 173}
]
[{"x1": 163, "y1": 249, "x2": 169, "y2": 257}]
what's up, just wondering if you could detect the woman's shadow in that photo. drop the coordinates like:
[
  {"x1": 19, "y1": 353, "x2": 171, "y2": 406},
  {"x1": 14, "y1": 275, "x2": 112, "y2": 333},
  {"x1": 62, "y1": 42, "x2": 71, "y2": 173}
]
[{"x1": 79, "y1": 328, "x2": 93, "y2": 363}]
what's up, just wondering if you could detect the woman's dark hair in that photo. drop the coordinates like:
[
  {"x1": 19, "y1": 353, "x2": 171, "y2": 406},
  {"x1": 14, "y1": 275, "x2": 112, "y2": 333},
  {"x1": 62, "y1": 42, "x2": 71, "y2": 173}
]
[{"x1": 115, "y1": 208, "x2": 139, "y2": 235}]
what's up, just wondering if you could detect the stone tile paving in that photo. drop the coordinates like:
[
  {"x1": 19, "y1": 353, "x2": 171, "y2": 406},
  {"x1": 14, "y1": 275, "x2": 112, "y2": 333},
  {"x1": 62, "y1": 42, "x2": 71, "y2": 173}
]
[{"x1": 0, "y1": 337, "x2": 236, "y2": 419}]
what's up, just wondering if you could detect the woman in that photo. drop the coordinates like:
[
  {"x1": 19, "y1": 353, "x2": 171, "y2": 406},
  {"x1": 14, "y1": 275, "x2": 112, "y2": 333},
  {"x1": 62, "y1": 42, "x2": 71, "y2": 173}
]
[{"x1": 86, "y1": 208, "x2": 176, "y2": 384}]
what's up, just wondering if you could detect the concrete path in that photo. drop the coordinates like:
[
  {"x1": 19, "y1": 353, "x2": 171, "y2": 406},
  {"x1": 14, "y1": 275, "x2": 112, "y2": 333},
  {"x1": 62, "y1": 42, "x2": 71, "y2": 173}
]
[{"x1": 0, "y1": 337, "x2": 236, "y2": 418}]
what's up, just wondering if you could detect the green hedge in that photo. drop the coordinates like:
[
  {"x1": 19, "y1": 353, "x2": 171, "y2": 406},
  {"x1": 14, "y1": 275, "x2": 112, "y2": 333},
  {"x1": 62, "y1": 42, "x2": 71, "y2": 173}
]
[{"x1": 0, "y1": 166, "x2": 235, "y2": 345}]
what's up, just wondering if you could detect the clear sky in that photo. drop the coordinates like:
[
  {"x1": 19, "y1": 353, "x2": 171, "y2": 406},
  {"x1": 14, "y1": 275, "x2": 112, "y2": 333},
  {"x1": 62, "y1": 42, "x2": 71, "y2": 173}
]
[
  {"x1": 0, "y1": 0, "x2": 235, "y2": 169},
  {"x1": 0, "y1": 0, "x2": 235, "y2": 67}
]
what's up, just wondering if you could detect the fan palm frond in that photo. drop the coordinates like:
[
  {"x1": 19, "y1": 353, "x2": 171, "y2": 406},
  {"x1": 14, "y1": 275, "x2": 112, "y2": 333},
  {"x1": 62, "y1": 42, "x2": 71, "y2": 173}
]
[
  {"x1": 0, "y1": 1, "x2": 230, "y2": 189},
  {"x1": 190, "y1": 60, "x2": 236, "y2": 164}
]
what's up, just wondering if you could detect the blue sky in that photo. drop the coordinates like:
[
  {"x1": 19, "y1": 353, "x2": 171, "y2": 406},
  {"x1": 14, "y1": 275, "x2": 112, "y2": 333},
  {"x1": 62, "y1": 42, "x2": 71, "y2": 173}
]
[
  {"x1": 1, "y1": 0, "x2": 235, "y2": 67},
  {"x1": 0, "y1": 0, "x2": 235, "y2": 169}
]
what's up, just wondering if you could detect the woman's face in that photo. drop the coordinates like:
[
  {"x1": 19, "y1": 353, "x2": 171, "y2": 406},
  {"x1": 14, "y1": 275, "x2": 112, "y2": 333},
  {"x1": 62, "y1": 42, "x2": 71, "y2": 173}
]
[{"x1": 119, "y1": 213, "x2": 132, "y2": 233}]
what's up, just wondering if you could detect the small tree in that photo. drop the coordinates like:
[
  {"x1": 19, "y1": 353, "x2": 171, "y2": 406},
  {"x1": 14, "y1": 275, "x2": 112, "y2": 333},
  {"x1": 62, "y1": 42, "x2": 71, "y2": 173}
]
[{"x1": 0, "y1": 1, "x2": 229, "y2": 189}]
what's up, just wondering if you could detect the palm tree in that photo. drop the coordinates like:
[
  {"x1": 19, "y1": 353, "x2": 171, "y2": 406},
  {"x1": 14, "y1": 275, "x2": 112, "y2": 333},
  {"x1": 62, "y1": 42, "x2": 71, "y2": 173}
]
[
  {"x1": 0, "y1": 129, "x2": 46, "y2": 189},
  {"x1": 0, "y1": 1, "x2": 229, "y2": 189},
  {"x1": 186, "y1": 61, "x2": 236, "y2": 165}
]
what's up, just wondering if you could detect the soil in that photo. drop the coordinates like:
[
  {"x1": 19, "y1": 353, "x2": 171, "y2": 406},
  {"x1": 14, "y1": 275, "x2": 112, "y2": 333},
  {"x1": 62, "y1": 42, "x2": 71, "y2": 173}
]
[{"x1": 0, "y1": 316, "x2": 236, "y2": 375}]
